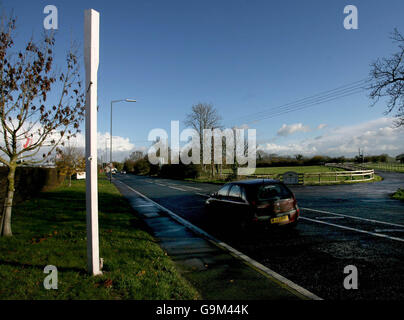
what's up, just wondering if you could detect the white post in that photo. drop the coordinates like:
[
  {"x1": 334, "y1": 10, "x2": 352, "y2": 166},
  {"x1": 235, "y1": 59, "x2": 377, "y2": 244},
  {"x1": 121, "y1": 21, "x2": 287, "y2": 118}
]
[{"x1": 84, "y1": 9, "x2": 101, "y2": 276}]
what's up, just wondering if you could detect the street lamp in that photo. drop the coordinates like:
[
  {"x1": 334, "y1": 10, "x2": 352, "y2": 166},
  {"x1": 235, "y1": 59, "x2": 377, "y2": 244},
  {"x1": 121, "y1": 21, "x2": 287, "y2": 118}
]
[{"x1": 110, "y1": 98, "x2": 136, "y2": 182}]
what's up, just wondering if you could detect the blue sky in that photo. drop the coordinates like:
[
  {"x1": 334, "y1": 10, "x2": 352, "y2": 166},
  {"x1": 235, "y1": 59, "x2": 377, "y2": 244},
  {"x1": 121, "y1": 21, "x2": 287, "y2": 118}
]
[{"x1": 3, "y1": 0, "x2": 404, "y2": 160}]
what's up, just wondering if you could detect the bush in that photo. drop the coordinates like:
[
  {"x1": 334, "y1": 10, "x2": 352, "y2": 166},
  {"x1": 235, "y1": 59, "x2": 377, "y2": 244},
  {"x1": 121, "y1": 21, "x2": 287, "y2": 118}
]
[
  {"x1": 123, "y1": 160, "x2": 136, "y2": 173},
  {"x1": 0, "y1": 167, "x2": 64, "y2": 207},
  {"x1": 160, "y1": 163, "x2": 199, "y2": 179},
  {"x1": 133, "y1": 159, "x2": 151, "y2": 175},
  {"x1": 392, "y1": 188, "x2": 404, "y2": 200}
]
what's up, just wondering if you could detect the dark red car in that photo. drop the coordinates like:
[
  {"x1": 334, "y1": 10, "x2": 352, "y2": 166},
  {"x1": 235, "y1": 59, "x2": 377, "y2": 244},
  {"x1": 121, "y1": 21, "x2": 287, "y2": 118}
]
[{"x1": 205, "y1": 179, "x2": 300, "y2": 229}]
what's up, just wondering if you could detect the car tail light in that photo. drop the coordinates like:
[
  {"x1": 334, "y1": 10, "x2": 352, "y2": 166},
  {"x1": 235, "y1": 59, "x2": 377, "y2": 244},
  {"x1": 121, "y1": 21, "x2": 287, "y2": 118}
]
[{"x1": 292, "y1": 194, "x2": 300, "y2": 216}]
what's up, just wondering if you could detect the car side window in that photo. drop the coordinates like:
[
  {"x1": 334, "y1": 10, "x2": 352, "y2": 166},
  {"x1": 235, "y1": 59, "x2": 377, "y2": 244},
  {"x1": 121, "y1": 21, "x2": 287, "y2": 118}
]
[
  {"x1": 240, "y1": 186, "x2": 247, "y2": 201},
  {"x1": 228, "y1": 184, "x2": 242, "y2": 201},
  {"x1": 217, "y1": 184, "x2": 231, "y2": 197}
]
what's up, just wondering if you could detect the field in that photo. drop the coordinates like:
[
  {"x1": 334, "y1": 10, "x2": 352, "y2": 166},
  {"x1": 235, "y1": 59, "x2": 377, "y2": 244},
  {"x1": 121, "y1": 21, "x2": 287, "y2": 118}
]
[
  {"x1": 252, "y1": 165, "x2": 341, "y2": 175},
  {"x1": 211, "y1": 165, "x2": 379, "y2": 184},
  {"x1": 0, "y1": 178, "x2": 199, "y2": 299},
  {"x1": 222, "y1": 165, "x2": 340, "y2": 175}
]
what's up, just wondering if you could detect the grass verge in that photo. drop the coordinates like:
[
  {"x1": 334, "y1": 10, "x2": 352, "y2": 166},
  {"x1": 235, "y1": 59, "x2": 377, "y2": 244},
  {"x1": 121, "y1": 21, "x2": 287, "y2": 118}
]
[
  {"x1": 0, "y1": 178, "x2": 199, "y2": 300},
  {"x1": 392, "y1": 188, "x2": 404, "y2": 201}
]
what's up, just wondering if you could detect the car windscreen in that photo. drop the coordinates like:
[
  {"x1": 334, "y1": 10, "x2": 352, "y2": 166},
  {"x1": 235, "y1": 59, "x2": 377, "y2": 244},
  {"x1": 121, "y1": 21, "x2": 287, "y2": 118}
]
[
  {"x1": 251, "y1": 183, "x2": 293, "y2": 201},
  {"x1": 217, "y1": 184, "x2": 231, "y2": 197}
]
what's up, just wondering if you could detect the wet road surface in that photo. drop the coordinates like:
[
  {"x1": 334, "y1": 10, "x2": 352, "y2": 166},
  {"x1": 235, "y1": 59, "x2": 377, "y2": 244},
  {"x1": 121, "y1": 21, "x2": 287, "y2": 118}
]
[{"x1": 114, "y1": 172, "x2": 404, "y2": 300}]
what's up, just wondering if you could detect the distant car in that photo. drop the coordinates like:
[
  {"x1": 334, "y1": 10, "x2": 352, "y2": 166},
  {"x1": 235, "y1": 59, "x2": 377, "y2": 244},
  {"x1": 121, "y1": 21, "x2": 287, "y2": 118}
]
[
  {"x1": 205, "y1": 179, "x2": 300, "y2": 230},
  {"x1": 120, "y1": 171, "x2": 126, "y2": 174}
]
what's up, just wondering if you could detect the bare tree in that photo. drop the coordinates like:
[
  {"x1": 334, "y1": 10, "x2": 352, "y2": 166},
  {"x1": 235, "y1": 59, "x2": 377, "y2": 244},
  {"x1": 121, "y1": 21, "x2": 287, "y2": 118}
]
[
  {"x1": 0, "y1": 17, "x2": 85, "y2": 236},
  {"x1": 55, "y1": 145, "x2": 85, "y2": 187},
  {"x1": 184, "y1": 103, "x2": 222, "y2": 176},
  {"x1": 185, "y1": 103, "x2": 222, "y2": 135},
  {"x1": 369, "y1": 29, "x2": 404, "y2": 126}
]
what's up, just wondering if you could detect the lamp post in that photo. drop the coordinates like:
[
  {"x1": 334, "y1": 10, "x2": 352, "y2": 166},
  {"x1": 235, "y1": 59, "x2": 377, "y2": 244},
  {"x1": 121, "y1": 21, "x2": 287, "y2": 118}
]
[{"x1": 110, "y1": 99, "x2": 136, "y2": 182}]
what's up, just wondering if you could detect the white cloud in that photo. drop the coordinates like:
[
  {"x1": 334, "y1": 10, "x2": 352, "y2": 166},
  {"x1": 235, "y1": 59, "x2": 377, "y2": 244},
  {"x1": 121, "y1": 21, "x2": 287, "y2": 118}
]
[
  {"x1": 67, "y1": 132, "x2": 135, "y2": 152},
  {"x1": 1, "y1": 127, "x2": 138, "y2": 163},
  {"x1": 69, "y1": 132, "x2": 137, "y2": 161},
  {"x1": 277, "y1": 123, "x2": 310, "y2": 136},
  {"x1": 317, "y1": 123, "x2": 327, "y2": 130},
  {"x1": 260, "y1": 117, "x2": 404, "y2": 157}
]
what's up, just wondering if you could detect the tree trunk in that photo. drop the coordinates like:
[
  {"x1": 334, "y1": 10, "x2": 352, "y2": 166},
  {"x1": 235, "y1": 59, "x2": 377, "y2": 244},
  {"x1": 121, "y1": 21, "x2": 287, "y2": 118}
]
[
  {"x1": 69, "y1": 175, "x2": 72, "y2": 187},
  {"x1": 0, "y1": 165, "x2": 16, "y2": 237}
]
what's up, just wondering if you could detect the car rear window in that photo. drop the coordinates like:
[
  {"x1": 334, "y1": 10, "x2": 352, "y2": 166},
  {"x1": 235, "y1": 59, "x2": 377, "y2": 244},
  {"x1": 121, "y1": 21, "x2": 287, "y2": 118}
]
[{"x1": 256, "y1": 183, "x2": 292, "y2": 201}]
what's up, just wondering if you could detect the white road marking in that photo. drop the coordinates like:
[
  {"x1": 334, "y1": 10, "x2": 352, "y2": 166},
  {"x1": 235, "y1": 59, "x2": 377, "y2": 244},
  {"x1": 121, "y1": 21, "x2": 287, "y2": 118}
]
[
  {"x1": 162, "y1": 183, "x2": 203, "y2": 191},
  {"x1": 361, "y1": 199, "x2": 396, "y2": 202},
  {"x1": 133, "y1": 204, "x2": 154, "y2": 207},
  {"x1": 196, "y1": 193, "x2": 210, "y2": 198},
  {"x1": 301, "y1": 217, "x2": 404, "y2": 243},
  {"x1": 147, "y1": 179, "x2": 209, "y2": 197},
  {"x1": 183, "y1": 186, "x2": 202, "y2": 190},
  {"x1": 115, "y1": 179, "x2": 322, "y2": 301},
  {"x1": 302, "y1": 207, "x2": 404, "y2": 228},
  {"x1": 168, "y1": 186, "x2": 188, "y2": 192},
  {"x1": 374, "y1": 229, "x2": 404, "y2": 233},
  {"x1": 315, "y1": 216, "x2": 345, "y2": 220}
]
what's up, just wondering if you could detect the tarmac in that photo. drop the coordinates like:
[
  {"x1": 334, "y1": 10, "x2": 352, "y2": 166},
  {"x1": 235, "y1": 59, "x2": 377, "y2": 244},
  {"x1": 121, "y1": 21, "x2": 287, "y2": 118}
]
[{"x1": 114, "y1": 179, "x2": 321, "y2": 300}]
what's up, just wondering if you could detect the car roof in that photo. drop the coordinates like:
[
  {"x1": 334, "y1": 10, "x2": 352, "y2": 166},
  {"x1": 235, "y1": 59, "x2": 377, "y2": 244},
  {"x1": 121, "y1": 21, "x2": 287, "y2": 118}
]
[{"x1": 229, "y1": 179, "x2": 281, "y2": 186}]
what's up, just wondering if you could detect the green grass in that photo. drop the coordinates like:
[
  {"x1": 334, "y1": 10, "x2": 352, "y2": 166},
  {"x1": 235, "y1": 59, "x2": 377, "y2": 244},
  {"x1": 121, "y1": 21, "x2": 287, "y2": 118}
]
[
  {"x1": 0, "y1": 178, "x2": 199, "y2": 300},
  {"x1": 251, "y1": 165, "x2": 342, "y2": 175},
  {"x1": 392, "y1": 188, "x2": 404, "y2": 201}
]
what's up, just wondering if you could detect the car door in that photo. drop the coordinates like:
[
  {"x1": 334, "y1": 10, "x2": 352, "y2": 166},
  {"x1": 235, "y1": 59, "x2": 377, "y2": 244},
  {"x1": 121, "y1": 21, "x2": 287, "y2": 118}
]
[
  {"x1": 227, "y1": 184, "x2": 245, "y2": 221},
  {"x1": 212, "y1": 184, "x2": 231, "y2": 215}
]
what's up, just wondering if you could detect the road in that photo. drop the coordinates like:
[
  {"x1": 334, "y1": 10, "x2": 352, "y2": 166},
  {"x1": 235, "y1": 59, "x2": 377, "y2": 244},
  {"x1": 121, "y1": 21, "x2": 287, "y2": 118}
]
[{"x1": 114, "y1": 172, "x2": 404, "y2": 300}]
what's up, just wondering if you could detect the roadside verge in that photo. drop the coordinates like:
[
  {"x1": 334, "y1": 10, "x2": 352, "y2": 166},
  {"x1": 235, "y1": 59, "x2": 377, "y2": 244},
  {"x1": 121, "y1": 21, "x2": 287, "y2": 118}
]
[{"x1": 0, "y1": 178, "x2": 199, "y2": 299}]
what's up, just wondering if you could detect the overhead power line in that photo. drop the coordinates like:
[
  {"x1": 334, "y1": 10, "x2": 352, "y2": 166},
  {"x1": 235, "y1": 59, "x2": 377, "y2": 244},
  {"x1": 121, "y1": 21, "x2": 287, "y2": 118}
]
[{"x1": 231, "y1": 78, "x2": 369, "y2": 126}]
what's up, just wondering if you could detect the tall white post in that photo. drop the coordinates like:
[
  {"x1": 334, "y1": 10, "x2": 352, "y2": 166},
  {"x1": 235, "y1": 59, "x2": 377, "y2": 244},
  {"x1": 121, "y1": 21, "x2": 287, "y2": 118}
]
[{"x1": 84, "y1": 9, "x2": 102, "y2": 276}]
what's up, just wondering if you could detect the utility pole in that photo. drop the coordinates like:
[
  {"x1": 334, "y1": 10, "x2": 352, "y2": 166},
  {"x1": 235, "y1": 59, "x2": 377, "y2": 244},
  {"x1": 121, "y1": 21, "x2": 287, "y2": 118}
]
[
  {"x1": 84, "y1": 8, "x2": 102, "y2": 276},
  {"x1": 358, "y1": 147, "x2": 364, "y2": 167},
  {"x1": 105, "y1": 137, "x2": 108, "y2": 171}
]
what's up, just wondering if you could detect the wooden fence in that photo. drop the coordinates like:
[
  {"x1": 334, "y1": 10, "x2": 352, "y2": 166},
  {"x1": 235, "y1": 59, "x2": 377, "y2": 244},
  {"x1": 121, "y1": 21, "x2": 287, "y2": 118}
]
[
  {"x1": 300, "y1": 169, "x2": 374, "y2": 184},
  {"x1": 362, "y1": 162, "x2": 404, "y2": 173},
  {"x1": 217, "y1": 168, "x2": 374, "y2": 185}
]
